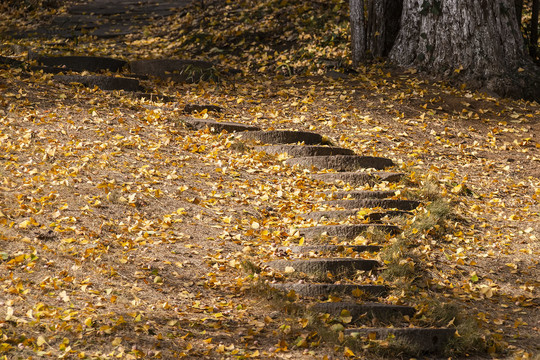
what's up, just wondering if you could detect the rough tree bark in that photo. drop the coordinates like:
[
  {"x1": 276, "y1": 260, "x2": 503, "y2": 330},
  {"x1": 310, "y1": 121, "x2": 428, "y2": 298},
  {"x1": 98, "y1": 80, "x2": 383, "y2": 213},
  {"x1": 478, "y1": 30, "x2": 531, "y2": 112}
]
[
  {"x1": 389, "y1": 0, "x2": 540, "y2": 101},
  {"x1": 530, "y1": 0, "x2": 539, "y2": 59},
  {"x1": 367, "y1": 0, "x2": 403, "y2": 58},
  {"x1": 349, "y1": 0, "x2": 366, "y2": 67}
]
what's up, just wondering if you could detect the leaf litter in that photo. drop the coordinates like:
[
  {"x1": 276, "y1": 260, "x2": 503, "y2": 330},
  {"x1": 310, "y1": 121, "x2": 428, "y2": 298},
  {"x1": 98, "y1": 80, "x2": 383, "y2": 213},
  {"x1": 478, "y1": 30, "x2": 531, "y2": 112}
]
[{"x1": 0, "y1": 0, "x2": 539, "y2": 358}]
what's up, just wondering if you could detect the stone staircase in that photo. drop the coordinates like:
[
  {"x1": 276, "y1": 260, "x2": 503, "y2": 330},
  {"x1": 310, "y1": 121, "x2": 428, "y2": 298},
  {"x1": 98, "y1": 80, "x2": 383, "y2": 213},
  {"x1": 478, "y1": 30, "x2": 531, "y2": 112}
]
[
  {"x1": 183, "y1": 119, "x2": 456, "y2": 355},
  {"x1": 0, "y1": 54, "x2": 217, "y2": 103}
]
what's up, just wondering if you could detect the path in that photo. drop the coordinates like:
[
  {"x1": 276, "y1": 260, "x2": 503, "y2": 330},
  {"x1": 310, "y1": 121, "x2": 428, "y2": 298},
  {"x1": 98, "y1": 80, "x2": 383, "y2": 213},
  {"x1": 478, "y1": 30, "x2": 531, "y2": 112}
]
[{"x1": 7, "y1": 0, "x2": 192, "y2": 39}]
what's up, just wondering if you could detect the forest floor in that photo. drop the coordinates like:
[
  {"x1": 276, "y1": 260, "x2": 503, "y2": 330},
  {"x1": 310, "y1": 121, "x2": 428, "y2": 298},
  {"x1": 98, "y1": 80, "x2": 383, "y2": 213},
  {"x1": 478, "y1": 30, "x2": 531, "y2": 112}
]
[{"x1": 0, "y1": 0, "x2": 539, "y2": 359}]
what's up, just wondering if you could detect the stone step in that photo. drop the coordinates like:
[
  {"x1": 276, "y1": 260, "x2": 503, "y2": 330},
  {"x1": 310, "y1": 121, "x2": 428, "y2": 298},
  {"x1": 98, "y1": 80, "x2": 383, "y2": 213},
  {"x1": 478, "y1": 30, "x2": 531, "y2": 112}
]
[
  {"x1": 257, "y1": 145, "x2": 355, "y2": 157},
  {"x1": 324, "y1": 199, "x2": 421, "y2": 211},
  {"x1": 54, "y1": 75, "x2": 142, "y2": 91},
  {"x1": 325, "y1": 190, "x2": 396, "y2": 200},
  {"x1": 183, "y1": 104, "x2": 222, "y2": 114},
  {"x1": 267, "y1": 258, "x2": 379, "y2": 276},
  {"x1": 183, "y1": 118, "x2": 261, "y2": 133},
  {"x1": 299, "y1": 224, "x2": 400, "y2": 240},
  {"x1": 278, "y1": 245, "x2": 382, "y2": 254},
  {"x1": 271, "y1": 283, "x2": 388, "y2": 297},
  {"x1": 0, "y1": 55, "x2": 23, "y2": 66},
  {"x1": 300, "y1": 210, "x2": 410, "y2": 222},
  {"x1": 237, "y1": 130, "x2": 323, "y2": 145},
  {"x1": 311, "y1": 302, "x2": 416, "y2": 322},
  {"x1": 345, "y1": 327, "x2": 455, "y2": 353},
  {"x1": 286, "y1": 155, "x2": 394, "y2": 171},
  {"x1": 129, "y1": 59, "x2": 216, "y2": 83},
  {"x1": 34, "y1": 55, "x2": 127, "y2": 73},
  {"x1": 311, "y1": 172, "x2": 404, "y2": 185}
]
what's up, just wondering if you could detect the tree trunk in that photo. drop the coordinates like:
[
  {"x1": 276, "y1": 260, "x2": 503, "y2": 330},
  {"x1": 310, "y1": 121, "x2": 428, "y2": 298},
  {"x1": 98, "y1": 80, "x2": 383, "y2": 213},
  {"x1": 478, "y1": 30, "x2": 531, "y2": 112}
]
[
  {"x1": 350, "y1": 0, "x2": 366, "y2": 67},
  {"x1": 367, "y1": 0, "x2": 403, "y2": 58},
  {"x1": 514, "y1": 0, "x2": 523, "y2": 28},
  {"x1": 530, "y1": 0, "x2": 539, "y2": 59},
  {"x1": 389, "y1": 0, "x2": 540, "y2": 101}
]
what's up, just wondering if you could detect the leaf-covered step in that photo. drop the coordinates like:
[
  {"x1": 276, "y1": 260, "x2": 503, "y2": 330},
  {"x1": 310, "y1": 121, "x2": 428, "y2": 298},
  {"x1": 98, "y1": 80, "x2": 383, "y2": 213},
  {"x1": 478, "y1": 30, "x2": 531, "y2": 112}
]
[
  {"x1": 325, "y1": 190, "x2": 396, "y2": 200},
  {"x1": 325, "y1": 199, "x2": 421, "y2": 211},
  {"x1": 299, "y1": 224, "x2": 400, "y2": 240},
  {"x1": 183, "y1": 118, "x2": 261, "y2": 133},
  {"x1": 311, "y1": 301, "x2": 416, "y2": 322},
  {"x1": 237, "y1": 130, "x2": 323, "y2": 145},
  {"x1": 35, "y1": 55, "x2": 127, "y2": 73},
  {"x1": 54, "y1": 75, "x2": 142, "y2": 91},
  {"x1": 345, "y1": 327, "x2": 455, "y2": 353},
  {"x1": 183, "y1": 104, "x2": 222, "y2": 113},
  {"x1": 129, "y1": 59, "x2": 217, "y2": 83},
  {"x1": 0, "y1": 55, "x2": 23, "y2": 66},
  {"x1": 267, "y1": 258, "x2": 379, "y2": 276},
  {"x1": 257, "y1": 145, "x2": 355, "y2": 157},
  {"x1": 278, "y1": 245, "x2": 382, "y2": 254},
  {"x1": 300, "y1": 210, "x2": 410, "y2": 222},
  {"x1": 311, "y1": 171, "x2": 404, "y2": 185},
  {"x1": 271, "y1": 283, "x2": 388, "y2": 297},
  {"x1": 286, "y1": 155, "x2": 394, "y2": 171}
]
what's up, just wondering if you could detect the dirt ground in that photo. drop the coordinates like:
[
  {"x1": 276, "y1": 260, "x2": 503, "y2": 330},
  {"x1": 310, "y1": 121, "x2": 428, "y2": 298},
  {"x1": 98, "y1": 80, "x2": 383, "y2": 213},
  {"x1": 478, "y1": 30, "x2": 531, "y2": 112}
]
[{"x1": 0, "y1": 0, "x2": 539, "y2": 359}]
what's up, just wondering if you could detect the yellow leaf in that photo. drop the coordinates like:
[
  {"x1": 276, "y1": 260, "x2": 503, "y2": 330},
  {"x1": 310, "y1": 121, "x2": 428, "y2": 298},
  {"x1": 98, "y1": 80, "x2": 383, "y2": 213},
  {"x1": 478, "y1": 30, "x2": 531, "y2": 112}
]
[
  {"x1": 286, "y1": 290, "x2": 297, "y2": 301},
  {"x1": 340, "y1": 309, "x2": 352, "y2": 324},
  {"x1": 284, "y1": 266, "x2": 295, "y2": 273},
  {"x1": 59, "y1": 290, "x2": 70, "y2": 302},
  {"x1": 37, "y1": 336, "x2": 47, "y2": 346},
  {"x1": 5, "y1": 307, "x2": 13, "y2": 320},
  {"x1": 84, "y1": 317, "x2": 93, "y2": 327},
  {"x1": 343, "y1": 346, "x2": 355, "y2": 357},
  {"x1": 112, "y1": 337, "x2": 122, "y2": 346},
  {"x1": 18, "y1": 219, "x2": 33, "y2": 229},
  {"x1": 479, "y1": 285, "x2": 494, "y2": 298},
  {"x1": 328, "y1": 295, "x2": 342, "y2": 302}
]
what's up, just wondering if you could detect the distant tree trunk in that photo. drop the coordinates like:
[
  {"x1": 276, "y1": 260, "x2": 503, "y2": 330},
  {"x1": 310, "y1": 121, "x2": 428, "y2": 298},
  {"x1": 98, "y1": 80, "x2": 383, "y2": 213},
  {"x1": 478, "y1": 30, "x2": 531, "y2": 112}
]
[
  {"x1": 350, "y1": 0, "x2": 366, "y2": 67},
  {"x1": 514, "y1": 0, "x2": 523, "y2": 27},
  {"x1": 366, "y1": 0, "x2": 403, "y2": 58},
  {"x1": 530, "y1": 0, "x2": 539, "y2": 59},
  {"x1": 389, "y1": 0, "x2": 540, "y2": 101}
]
